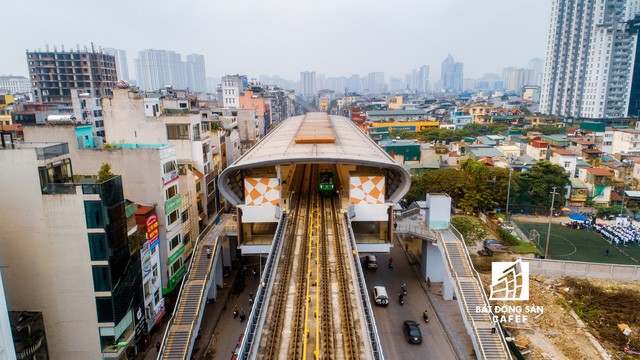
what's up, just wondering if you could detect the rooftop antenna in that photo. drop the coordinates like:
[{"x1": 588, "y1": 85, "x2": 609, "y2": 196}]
[
  {"x1": 45, "y1": 45, "x2": 49, "y2": 52},
  {"x1": 61, "y1": 44, "x2": 65, "y2": 52}
]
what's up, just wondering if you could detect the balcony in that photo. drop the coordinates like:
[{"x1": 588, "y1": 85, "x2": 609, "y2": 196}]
[{"x1": 10, "y1": 142, "x2": 69, "y2": 160}]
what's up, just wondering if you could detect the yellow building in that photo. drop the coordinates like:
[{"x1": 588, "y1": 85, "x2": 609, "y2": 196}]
[
  {"x1": 0, "y1": 94, "x2": 14, "y2": 109},
  {"x1": 460, "y1": 105, "x2": 493, "y2": 124},
  {"x1": 527, "y1": 115, "x2": 564, "y2": 127},
  {"x1": 388, "y1": 96, "x2": 403, "y2": 110},
  {"x1": 319, "y1": 99, "x2": 329, "y2": 111}
]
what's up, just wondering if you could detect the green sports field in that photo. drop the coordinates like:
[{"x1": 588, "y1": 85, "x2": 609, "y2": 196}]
[{"x1": 514, "y1": 220, "x2": 640, "y2": 265}]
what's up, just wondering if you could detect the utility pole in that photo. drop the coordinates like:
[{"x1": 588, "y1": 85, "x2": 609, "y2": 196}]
[
  {"x1": 545, "y1": 186, "x2": 559, "y2": 259},
  {"x1": 506, "y1": 166, "x2": 513, "y2": 222}
]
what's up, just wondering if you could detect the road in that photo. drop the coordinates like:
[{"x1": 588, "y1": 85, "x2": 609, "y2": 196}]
[{"x1": 362, "y1": 247, "x2": 459, "y2": 360}]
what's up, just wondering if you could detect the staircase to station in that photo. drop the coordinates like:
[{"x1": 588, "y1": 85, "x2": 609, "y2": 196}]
[
  {"x1": 159, "y1": 215, "x2": 231, "y2": 360},
  {"x1": 396, "y1": 222, "x2": 511, "y2": 360}
]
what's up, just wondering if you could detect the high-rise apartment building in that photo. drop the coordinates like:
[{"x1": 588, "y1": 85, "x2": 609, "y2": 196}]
[
  {"x1": 135, "y1": 49, "x2": 185, "y2": 91},
  {"x1": 26, "y1": 46, "x2": 117, "y2": 110},
  {"x1": 527, "y1": 58, "x2": 545, "y2": 86},
  {"x1": 186, "y1": 54, "x2": 207, "y2": 93},
  {"x1": 440, "y1": 54, "x2": 463, "y2": 92},
  {"x1": 103, "y1": 48, "x2": 130, "y2": 82},
  {"x1": 541, "y1": 0, "x2": 640, "y2": 118},
  {"x1": 300, "y1": 71, "x2": 316, "y2": 97},
  {"x1": 503, "y1": 67, "x2": 534, "y2": 92},
  {"x1": 367, "y1": 72, "x2": 386, "y2": 94}
]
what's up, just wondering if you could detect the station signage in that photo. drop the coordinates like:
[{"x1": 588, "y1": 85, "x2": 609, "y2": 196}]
[{"x1": 146, "y1": 214, "x2": 159, "y2": 249}]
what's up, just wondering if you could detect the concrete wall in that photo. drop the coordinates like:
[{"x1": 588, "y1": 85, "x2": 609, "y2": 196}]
[
  {"x1": 425, "y1": 194, "x2": 451, "y2": 229},
  {"x1": 0, "y1": 149, "x2": 102, "y2": 359},
  {"x1": 525, "y1": 258, "x2": 640, "y2": 281},
  {"x1": 0, "y1": 271, "x2": 17, "y2": 360}
]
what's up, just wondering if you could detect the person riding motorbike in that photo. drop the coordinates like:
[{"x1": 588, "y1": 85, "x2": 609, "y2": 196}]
[{"x1": 423, "y1": 310, "x2": 429, "y2": 322}]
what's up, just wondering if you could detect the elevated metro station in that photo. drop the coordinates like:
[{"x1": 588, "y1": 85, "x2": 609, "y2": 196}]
[{"x1": 218, "y1": 112, "x2": 411, "y2": 254}]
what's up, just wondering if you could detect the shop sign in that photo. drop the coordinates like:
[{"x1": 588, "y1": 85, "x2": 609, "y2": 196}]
[
  {"x1": 168, "y1": 244, "x2": 184, "y2": 265},
  {"x1": 165, "y1": 195, "x2": 182, "y2": 214},
  {"x1": 163, "y1": 170, "x2": 179, "y2": 185},
  {"x1": 146, "y1": 214, "x2": 159, "y2": 248},
  {"x1": 140, "y1": 242, "x2": 152, "y2": 278}
]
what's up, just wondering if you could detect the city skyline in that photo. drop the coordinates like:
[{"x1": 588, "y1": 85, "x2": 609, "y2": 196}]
[{"x1": 1, "y1": 0, "x2": 551, "y2": 81}]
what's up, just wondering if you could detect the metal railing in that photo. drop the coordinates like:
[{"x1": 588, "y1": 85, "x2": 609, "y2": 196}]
[
  {"x1": 396, "y1": 222, "x2": 510, "y2": 359},
  {"x1": 157, "y1": 214, "x2": 225, "y2": 360},
  {"x1": 344, "y1": 214, "x2": 385, "y2": 360},
  {"x1": 238, "y1": 214, "x2": 288, "y2": 360},
  {"x1": 447, "y1": 225, "x2": 511, "y2": 359},
  {"x1": 394, "y1": 207, "x2": 421, "y2": 220}
]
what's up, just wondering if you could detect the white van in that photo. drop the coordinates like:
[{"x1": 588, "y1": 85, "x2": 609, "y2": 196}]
[
  {"x1": 365, "y1": 255, "x2": 378, "y2": 269},
  {"x1": 373, "y1": 286, "x2": 389, "y2": 306}
]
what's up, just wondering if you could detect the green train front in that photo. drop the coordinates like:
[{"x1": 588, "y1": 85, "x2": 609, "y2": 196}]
[{"x1": 318, "y1": 171, "x2": 335, "y2": 196}]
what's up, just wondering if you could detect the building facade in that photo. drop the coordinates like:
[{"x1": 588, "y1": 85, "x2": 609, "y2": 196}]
[
  {"x1": 300, "y1": 71, "x2": 316, "y2": 97},
  {"x1": 541, "y1": 0, "x2": 640, "y2": 118},
  {"x1": 0, "y1": 76, "x2": 31, "y2": 94},
  {"x1": 103, "y1": 48, "x2": 130, "y2": 82},
  {"x1": 26, "y1": 47, "x2": 117, "y2": 111},
  {"x1": 440, "y1": 54, "x2": 463, "y2": 92},
  {"x1": 0, "y1": 143, "x2": 140, "y2": 358}
]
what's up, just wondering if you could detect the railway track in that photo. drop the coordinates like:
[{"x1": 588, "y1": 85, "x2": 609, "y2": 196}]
[
  {"x1": 259, "y1": 165, "x2": 363, "y2": 360},
  {"x1": 262, "y1": 165, "x2": 311, "y2": 359}
]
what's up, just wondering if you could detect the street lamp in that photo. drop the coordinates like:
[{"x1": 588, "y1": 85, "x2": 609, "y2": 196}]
[{"x1": 545, "y1": 186, "x2": 560, "y2": 259}]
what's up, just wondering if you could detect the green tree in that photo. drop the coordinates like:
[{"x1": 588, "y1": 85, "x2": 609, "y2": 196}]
[
  {"x1": 97, "y1": 162, "x2": 115, "y2": 182},
  {"x1": 404, "y1": 168, "x2": 466, "y2": 204},
  {"x1": 517, "y1": 160, "x2": 569, "y2": 209},
  {"x1": 458, "y1": 159, "x2": 498, "y2": 213}
]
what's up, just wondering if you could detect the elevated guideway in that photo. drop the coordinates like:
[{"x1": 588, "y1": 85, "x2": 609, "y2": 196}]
[{"x1": 236, "y1": 165, "x2": 384, "y2": 360}]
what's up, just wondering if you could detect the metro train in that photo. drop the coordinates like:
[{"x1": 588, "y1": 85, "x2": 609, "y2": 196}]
[{"x1": 318, "y1": 171, "x2": 335, "y2": 196}]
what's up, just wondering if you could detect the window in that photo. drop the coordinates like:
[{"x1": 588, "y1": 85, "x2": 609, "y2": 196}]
[
  {"x1": 152, "y1": 265, "x2": 158, "y2": 278},
  {"x1": 168, "y1": 234, "x2": 181, "y2": 252},
  {"x1": 170, "y1": 257, "x2": 183, "y2": 276},
  {"x1": 154, "y1": 290, "x2": 161, "y2": 304},
  {"x1": 165, "y1": 184, "x2": 178, "y2": 200},
  {"x1": 564, "y1": 161, "x2": 571, "y2": 168},
  {"x1": 167, "y1": 209, "x2": 179, "y2": 226},
  {"x1": 183, "y1": 232, "x2": 190, "y2": 245},
  {"x1": 181, "y1": 210, "x2": 189, "y2": 222},
  {"x1": 92, "y1": 266, "x2": 111, "y2": 291},
  {"x1": 95, "y1": 297, "x2": 114, "y2": 323},
  {"x1": 88, "y1": 233, "x2": 108, "y2": 261},
  {"x1": 163, "y1": 160, "x2": 177, "y2": 174},
  {"x1": 166, "y1": 124, "x2": 189, "y2": 140},
  {"x1": 84, "y1": 201, "x2": 104, "y2": 228}
]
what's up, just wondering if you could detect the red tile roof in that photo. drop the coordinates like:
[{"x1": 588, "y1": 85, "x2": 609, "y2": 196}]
[
  {"x1": 553, "y1": 149, "x2": 576, "y2": 156},
  {"x1": 587, "y1": 168, "x2": 614, "y2": 177}
]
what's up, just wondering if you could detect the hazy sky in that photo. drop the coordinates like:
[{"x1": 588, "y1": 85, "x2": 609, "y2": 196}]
[{"x1": 1, "y1": 0, "x2": 551, "y2": 81}]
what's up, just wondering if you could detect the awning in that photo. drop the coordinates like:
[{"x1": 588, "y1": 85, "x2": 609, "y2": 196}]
[
  {"x1": 198, "y1": 212, "x2": 206, "y2": 221},
  {"x1": 569, "y1": 213, "x2": 590, "y2": 222}
]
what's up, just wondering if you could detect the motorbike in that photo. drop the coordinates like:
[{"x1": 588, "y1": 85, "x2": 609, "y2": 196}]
[
  {"x1": 233, "y1": 310, "x2": 238, "y2": 319},
  {"x1": 239, "y1": 310, "x2": 246, "y2": 322},
  {"x1": 423, "y1": 312, "x2": 429, "y2": 323},
  {"x1": 399, "y1": 294, "x2": 404, "y2": 305}
]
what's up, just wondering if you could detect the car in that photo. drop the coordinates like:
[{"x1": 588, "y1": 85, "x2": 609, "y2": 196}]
[
  {"x1": 365, "y1": 255, "x2": 377, "y2": 269},
  {"x1": 403, "y1": 320, "x2": 422, "y2": 344},
  {"x1": 483, "y1": 239, "x2": 503, "y2": 247},
  {"x1": 372, "y1": 286, "x2": 389, "y2": 306},
  {"x1": 231, "y1": 333, "x2": 244, "y2": 359}
]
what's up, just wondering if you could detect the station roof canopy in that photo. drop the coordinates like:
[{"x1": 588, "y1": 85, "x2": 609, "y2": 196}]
[{"x1": 218, "y1": 113, "x2": 411, "y2": 205}]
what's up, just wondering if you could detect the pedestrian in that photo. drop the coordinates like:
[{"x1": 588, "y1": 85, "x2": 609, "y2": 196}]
[
  {"x1": 206, "y1": 247, "x2": 211, "y2": 258},
  {"x1": 405, "y1": 243, "x2": 409, "y2": 252},
  {"x1": 606, "y1": 249, "x2": 610, "y2": 257},
  {"x1": 426, "y1": 277, "x2": 431, "y2": 288},
  {"x1": 155, "y1": 341, "x2": 161, "y2": 352},
  {"x1": 492, "y1": 324, "x2": 497, "y2": 334}
]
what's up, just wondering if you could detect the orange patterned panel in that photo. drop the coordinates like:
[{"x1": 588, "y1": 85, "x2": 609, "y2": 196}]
[
  {"x1": 349, "y1": 176, "x2": 385, "y2": 204},
  {"x1": 244, "y1": 178, "x2": 280, "y2": 206}
]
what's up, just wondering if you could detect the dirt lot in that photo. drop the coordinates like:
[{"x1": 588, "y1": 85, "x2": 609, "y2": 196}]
[{"x1": 477, "y1": 270, "x2": 640, "y2": 359}]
